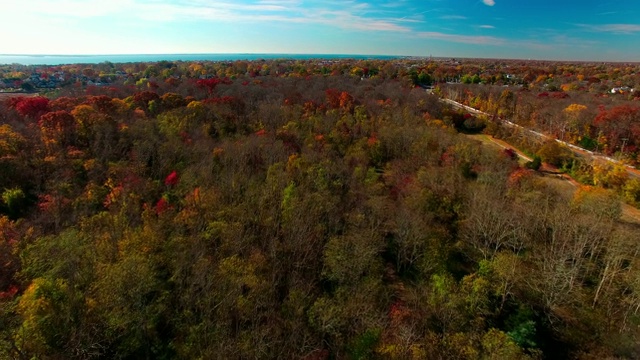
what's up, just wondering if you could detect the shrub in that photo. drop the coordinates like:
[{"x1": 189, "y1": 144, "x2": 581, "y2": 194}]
[
  {"x1": 1, "y1": 188, "x2": 27, "y2": 218},
  {"x1": 525, "y1": 155, "x2": 542, "y2": 170}
]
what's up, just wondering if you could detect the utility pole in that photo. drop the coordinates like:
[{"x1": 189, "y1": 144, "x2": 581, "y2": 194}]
[{"x1": 621, "y1": 138, "x2": 628, "y2": 159}]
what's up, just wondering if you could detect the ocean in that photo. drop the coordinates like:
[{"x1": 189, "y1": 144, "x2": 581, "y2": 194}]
[{"x1": 0, "y1": 53, "x2": 405, "y2": 66}]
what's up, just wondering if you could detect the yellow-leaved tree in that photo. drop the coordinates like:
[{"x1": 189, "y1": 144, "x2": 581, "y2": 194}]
[{"x1": 562, "y1": 103, "x2": 587, "y2": 143}]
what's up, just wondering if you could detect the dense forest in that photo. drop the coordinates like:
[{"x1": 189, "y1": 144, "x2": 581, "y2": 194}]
[{"x1": 1, "y1": 58, "x2": 640, "y2": 359}]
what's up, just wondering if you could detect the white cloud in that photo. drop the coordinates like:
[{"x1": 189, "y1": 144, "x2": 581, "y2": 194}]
[
  {"x1": 4, "y1": 0, "x2": 131, "y2": 18},
  {"x1": 578, "y1": 23, "x2": 640, "y2": 34},
  {"x1": 138, "y1": 0, "x2": 411, "y2": 32},
  {"x1": 483, "y1": 0, "x2": 495, "y2": 6},
  {"x1": 257, "y1": 0, "x2": 301, "y2": 4},
  {"x1": 479, "y1": 25, "x2": 495, "y2": 29},
  {"x1": 440, "y1": 15, "x2": 467, "y2": 20},
  {"x1": 9, "y1": 0, "x2": 412, "y2": 33}
]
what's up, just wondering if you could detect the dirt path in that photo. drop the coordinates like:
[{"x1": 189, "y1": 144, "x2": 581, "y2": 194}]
[{"x1": 468, "y1": 134, "x2": 533, "y2": 162}]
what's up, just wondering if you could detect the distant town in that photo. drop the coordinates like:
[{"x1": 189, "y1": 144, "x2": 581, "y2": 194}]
[{"x1": 1, "y1": 57, "x2": 637, "y2": 96}]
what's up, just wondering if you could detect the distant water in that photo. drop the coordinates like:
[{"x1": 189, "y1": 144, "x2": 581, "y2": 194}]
[{"x1": 0, "y1": 53, "x2": 404, "y2": 66}]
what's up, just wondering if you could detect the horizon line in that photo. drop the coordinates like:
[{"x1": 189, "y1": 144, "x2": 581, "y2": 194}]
[
  {"x1": 1, "y1": 53, "x2": 639, "y2": 64},
  {"x1": 0, "y1": 52, "x2": 408, "y2": 57}
]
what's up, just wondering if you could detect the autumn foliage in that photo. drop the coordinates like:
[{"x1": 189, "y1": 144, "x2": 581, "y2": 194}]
[
  {"x1": 12, "y1": 96, "x2": 50, "y2": 119},
  {"x1": 164, "y1": 170, "x2": 179, "y2": 186},
  {"x1": 0, "y1": 58, "x2": 639, "y2": 360}
]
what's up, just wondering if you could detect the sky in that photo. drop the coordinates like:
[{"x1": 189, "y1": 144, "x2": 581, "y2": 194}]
[{"x1": 3, "y1": 0, "x2": 640, "y2": 61}]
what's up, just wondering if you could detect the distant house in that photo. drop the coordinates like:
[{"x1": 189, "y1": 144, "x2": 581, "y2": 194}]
[{"x1": 611, "y1": 86, "x2": 633, "y2": 94}]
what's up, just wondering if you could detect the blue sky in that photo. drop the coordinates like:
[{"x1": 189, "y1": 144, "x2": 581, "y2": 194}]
[{"x1": 4, "y1": 0, "x2": 640, "y2": 61}]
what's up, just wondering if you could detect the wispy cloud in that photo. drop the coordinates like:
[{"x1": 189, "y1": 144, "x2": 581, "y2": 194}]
[
  {"x1": 7, "y1": 0, "x2": 411, "y2": 32},
  {"x1": 379, "y1": 0, "x2": 411, "y2": 8},
  {"x1": 417, "y1": 31, "x2": 505, "y2": 45},
  {"x1": 397, "y1": 9, "x2": 441, "y2": 22},
  {"x1": 298, "y1": 9, "x2": 410, "y2": 32},
  {"x1": 482, "y1": 0, "x2": 495, "y2": 6},
  {"x1": 578, "y1": 23, "x2": 640, "y2": 34},
  {"x1": 158, "y1": 0, "x2": 411, "y2": 32},
  {"x1": 4, "y1": 0, "x2": 130, "y2": 18},
  {"x1": 440, "y1": 15, "x2": 467, "y2": 20},
  {"x1": 479, "y1": 25, "x2": 495, "y2": 29},
  {"x1": 257, "y1": 0, "x2": 301, "y2": 4},
  {"x1": 177, "y1": 1, "x2": 415, "y2": 32}
]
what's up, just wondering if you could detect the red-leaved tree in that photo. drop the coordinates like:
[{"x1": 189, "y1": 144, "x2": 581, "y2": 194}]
[{"x1": 13, "y1": 96, "x2": 50, "y2": 119}]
